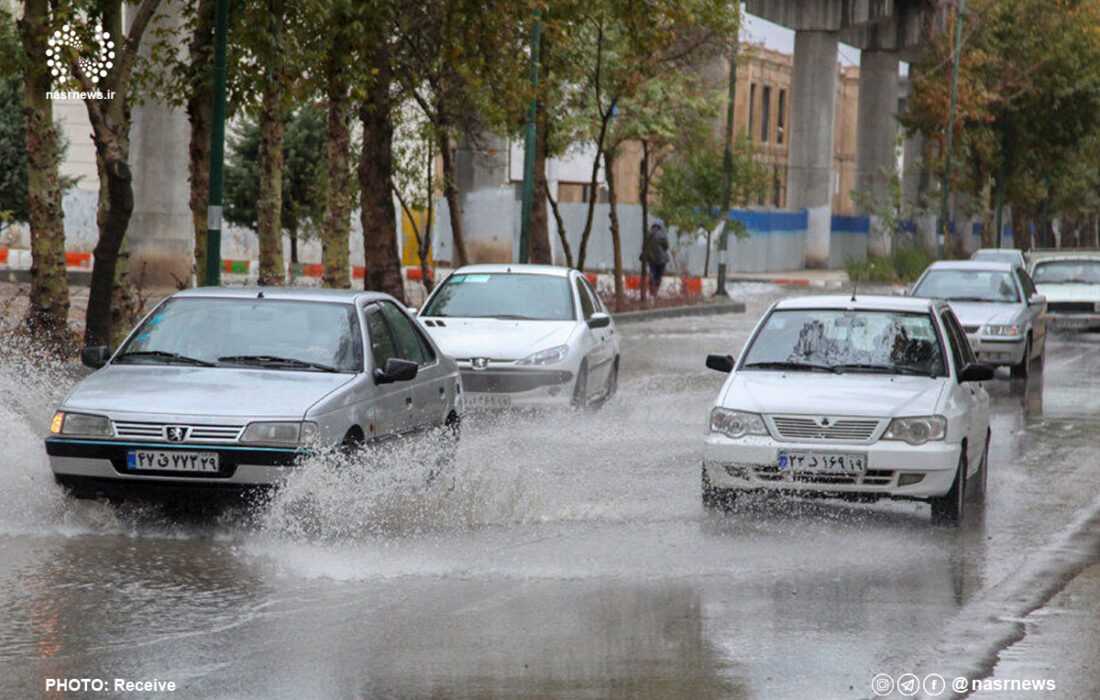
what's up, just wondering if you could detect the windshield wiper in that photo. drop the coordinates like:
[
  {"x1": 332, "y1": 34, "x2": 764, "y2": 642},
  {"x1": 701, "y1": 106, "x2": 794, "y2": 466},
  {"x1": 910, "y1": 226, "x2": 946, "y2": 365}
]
[
  {"x1": 833, "y1": 363, "x2": 936, "y2": 377},
  {"x1": 114, "y1": 350, "x2": 215, "y2": 367},
  {"x1": 743, "y1": 361, "x2": 839, "y2": 374},
  {"x1": 218, "y1": 355, "x2": 339, "y2": 372}
]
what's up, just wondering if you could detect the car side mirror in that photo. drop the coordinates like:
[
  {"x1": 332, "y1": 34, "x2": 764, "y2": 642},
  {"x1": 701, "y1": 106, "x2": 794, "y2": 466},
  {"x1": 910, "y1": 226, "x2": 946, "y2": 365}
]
[
  {"x1": 587, "y1": 312, "x2": 611, "y2": 329},
  {"x1": 81, "y1": 346, "x2": 110, "y2": 369},
  {"x1": 705, "y1": 353, "x2": 735, "y2": 373},
  {"x1": 1028, "y1": 293, "x2": 1046, "y2": 306},
  {"x1": 959, "y1": 363, "x2": 994, "y2": 383},
  {"x1": 374, "y1": 357, "x2": 418, "y2": 384}
]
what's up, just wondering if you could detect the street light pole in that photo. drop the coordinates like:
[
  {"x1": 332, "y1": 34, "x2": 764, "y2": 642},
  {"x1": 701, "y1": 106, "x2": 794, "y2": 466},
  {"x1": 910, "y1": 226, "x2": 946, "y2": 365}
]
[
  {"x1": 518, "y1": 8, "x2": 542, "y2": 265},
  {"x1": 716, "y1": 40, "x2": 737, "y2": 296},
  {"x1": 205, "y1": 0, "x2": 229, "y2": 286},
  {"x1": 938, "y1": 0, "x2": 966, "y2": 254}
]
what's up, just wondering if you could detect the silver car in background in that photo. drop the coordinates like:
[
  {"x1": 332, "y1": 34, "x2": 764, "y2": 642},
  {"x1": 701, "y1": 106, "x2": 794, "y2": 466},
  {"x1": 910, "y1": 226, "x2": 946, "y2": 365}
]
[
  {"x1": 910, "y1": 261, "x2": 1046, "y2": 377},
  {"x1": 417, "y1": 264, "x2": 620, "y2": 410},
  {"x1": 1027, "y1": 250, "x2": 1100, "y2": 330},
  {"x1": 45, "y1": 288, "x2": 462, "y2": 497},
  {"x1": 970, "y1": 248, "x2": 1026, "y2": 268}
]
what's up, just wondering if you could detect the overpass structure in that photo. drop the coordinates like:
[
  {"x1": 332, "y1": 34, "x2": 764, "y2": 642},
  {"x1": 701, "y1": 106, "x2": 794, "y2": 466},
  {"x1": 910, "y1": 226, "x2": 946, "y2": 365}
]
[{"x1": 746, "y1": 0, "x2": 944, "y2": 266}]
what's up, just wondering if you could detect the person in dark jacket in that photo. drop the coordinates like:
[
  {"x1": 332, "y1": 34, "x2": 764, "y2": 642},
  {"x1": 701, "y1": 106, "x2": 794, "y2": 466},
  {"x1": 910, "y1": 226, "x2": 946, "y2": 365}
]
[{"x1": 642, "y1": 221, "x2": 670, "y2": 295}]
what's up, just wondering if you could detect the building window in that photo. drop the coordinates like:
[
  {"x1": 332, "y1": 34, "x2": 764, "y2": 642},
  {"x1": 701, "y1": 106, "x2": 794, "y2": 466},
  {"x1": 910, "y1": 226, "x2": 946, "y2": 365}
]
[
  {"x1": 777, "y1": 89, "x2": 786, "y2": 144},
  {"x1": 748, "y1": 83, "x2": 756, "y2": 138},
  {"x1": 761, "y1": 86, "x2": 771, "y2": 142}
]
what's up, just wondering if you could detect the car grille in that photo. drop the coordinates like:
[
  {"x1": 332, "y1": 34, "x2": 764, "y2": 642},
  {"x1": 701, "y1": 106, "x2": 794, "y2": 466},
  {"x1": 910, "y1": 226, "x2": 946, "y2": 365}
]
[
  {"x1": 460, "y1": 369, "x2": 573, "y2": 393},
  {"x1": 112, "y1": 421, "x2": 244, "y2": 442},
  {"x1": 747, "y1": 465, "x2": 894, "y2": 486},
  {"x1": 769, "y1": 416, "x2": 881, "y2": 441},
  {"x1": 1047, "y1": 301, "x2": 1097, "y2": 313}
]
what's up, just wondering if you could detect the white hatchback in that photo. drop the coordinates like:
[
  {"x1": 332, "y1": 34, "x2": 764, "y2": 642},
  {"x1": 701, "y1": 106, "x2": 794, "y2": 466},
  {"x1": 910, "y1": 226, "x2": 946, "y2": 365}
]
[
  {"x1": 701, "y1": 295, "x2": 993, "y2": 525},
  {"x1": 417, "y1": 264, "x2": 621, "y2": 410}
]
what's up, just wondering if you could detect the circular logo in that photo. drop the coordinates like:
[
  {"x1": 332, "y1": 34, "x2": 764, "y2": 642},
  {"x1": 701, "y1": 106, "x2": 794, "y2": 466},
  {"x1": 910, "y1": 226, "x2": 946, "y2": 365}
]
[
  {"x1": 45, "y1": 23, "x2": 115, "y2": 88},
  {"x1": 870, "y1": 673, "x2": 894, "y2": 696},
  {"x1": 923, "y1": 673, "x2": 946, "y2": 696},
  {"x1": 896, "y1": 673, "x2": 921, "y2": 697},
  {"x1": 952, "y1": 676, "x2": 970, "y2": 694}
]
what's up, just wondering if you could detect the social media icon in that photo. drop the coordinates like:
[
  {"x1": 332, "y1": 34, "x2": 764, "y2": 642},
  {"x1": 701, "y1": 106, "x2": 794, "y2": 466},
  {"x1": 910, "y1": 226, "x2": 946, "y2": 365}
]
[
  {"x1": 924, "y1": 674, "x2": 946, "y2": 696},
  {"x1": 897, "y1": 673, "x2": 920, "y2": 697},
  {"x1": 953, "y1": 677, "x2": 971, "y2": 693},
  {"x1": 871, "y1": 673, "x2": 894, "y2": 696}
]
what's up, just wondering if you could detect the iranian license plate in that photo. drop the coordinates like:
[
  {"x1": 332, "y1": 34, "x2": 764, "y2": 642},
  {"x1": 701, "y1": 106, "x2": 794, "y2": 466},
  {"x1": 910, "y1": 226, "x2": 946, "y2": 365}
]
[
  {"x1": 778, "y1": 450, "x2": 866, "y2": 474},
  {"x1": 127, "y1": 450, "x2": 220, "y2": 473},
  {"x1": 465, "y1": 393, "x2": 512, "y2": 409}
]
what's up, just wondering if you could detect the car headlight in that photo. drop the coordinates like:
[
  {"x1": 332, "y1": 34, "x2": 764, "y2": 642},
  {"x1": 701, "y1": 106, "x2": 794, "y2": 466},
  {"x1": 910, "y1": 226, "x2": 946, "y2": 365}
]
[
  {"x1": 709, "y1": 408, "x2": 768, "y2": 439},
  {"x1": 882, "y1": 416, "x2": 947, "y2": 445},
  {"x1": 50, "y1": 411, "x2": 112, "y2": 437},
  {"x1": 983, "y1": 324, "x2": 1021, "y2": 337},
  {"x1": 516, "y1": 344, "x2": 569, "y2": 366},
  {"x1": 240, "y1": 421, "x2": 319, "y2": 447}
]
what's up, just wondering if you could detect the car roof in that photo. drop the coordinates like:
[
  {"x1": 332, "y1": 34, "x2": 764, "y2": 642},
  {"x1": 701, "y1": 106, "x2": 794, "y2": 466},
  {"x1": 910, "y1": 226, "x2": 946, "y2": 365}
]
[
  {"x1": 449, "y1": 263, "x2": 573, "y2": 277},
  {"x1": 1029, "y1": 249, "x2": 1100, "y2": 262},
  {"x1": 772, "y1": 294, "x2": 941, "y2": 313},
  {"x1": 173, "y1": 286, "x2": 392, "y2": 304},
  {"x1": 923, "y1": 260, "x2": 1016, "y2": 272},
  {"x1": 972, "y1": 248, "x2": 1022, "y2": 255}
]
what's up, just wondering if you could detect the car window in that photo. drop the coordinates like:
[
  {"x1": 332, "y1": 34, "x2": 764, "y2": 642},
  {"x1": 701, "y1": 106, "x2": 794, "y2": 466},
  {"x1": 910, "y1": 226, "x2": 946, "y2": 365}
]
[
  {"x1": 379, "y1": 301, "x2": 435, "y2": 365},
  {"x1": 575, "y1": 277, "x2": 595, "y2": 319},
  {"x1": 913, "y1": 269, "x2": 1021, "y2": 303},
  {"x1": 365, "y1": 307, "x2": 398, "y2": 370},
  {"x1": 581, "y1": 276, "x2": 606, "y2": 314},
  {"x1": 741, "y1": 308, "x2": 946, "y2": 376},
  {"x1": 1015, "y1": 268, "x2": 1037, "y2": 298},
  {"x1": 940, "y1": 310, "x2": 975, "y2": 370},
  {"x1": 422, "y1": 273, "x2": 576, "y2": 320},
  {"x1": 1031, "y1": 259, "x2": 1100, "y2": 284}
]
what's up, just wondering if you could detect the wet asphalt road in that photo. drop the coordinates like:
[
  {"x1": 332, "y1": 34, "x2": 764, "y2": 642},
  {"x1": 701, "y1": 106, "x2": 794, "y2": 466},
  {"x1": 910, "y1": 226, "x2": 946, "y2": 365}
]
[{"x1": 0, "y1": 284, "x2": 1098, "y2": 699}]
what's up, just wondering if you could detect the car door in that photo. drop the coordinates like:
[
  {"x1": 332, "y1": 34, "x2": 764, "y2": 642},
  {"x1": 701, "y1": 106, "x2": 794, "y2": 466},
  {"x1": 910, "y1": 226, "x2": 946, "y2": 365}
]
[
  {"x1": 573, "y1": 274, "x2": 611, "y2": 391},
  {"x1": 363, "y1": 304, "x2": 414, "y2": 437},
  {"x1": 940, "y1": 309, "x2": 990, "y2": 474},
  {"x1": 1015, "y1": 268, "x2": 1046, "y2": 354},
  {"x1": 378, "y1": 300, "x2": 451, "y2": 431}
]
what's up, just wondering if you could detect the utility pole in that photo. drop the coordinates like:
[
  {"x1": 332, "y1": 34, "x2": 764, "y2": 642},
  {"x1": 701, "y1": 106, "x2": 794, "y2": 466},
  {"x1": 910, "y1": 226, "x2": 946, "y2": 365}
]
[
  {"x1": 716, "y1": 40, "x2": 737, "y2": 296},
  {"x1": 518, "y1": 9, "x2": 542, "y2": 264},
  {"x1": 205, "y1": 0, "x2": 229, "y2": 286},
  {"x1": 938, "y1": 0, "x2": 966, "y2": 254}
]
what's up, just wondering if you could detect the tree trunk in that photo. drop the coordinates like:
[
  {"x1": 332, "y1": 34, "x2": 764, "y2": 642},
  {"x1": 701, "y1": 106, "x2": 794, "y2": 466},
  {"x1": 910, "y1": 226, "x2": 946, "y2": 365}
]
[
  {"x1": 358, "y1": 53, "x2": 405, "y2": 303},
  {"x1": 321, "y1": 23, "x2": 352, "y2": 289},
  {"x1": 19, "y1": 0, "x2": 71, "y2": 347},
  {"x1": 110, "y1": 239, "x2": 138, "y2": 349},
  {"x1": 639, "y1": 140, "x2": 650, "y2": 302},
  {"x1": 256, "y1": 82, "x2": 286, "y2": 285},
  {"x1": 529, "y1": 99, "x2": 551, "y2": 264},
  {"x1": 547, "y1": 189, "x2": 573, "y2": 268},
  {"x1": 438, "y1": 127, "x2": 468, "y2": 267},
  {"x1": 187, "y1": 0, "x2": 214, "y2": 286},
  {"x1": 575, "y1": 108, "x2": 613, "y2": 271},
  {"x1": 605, "y1": 146, "x2": 624, "y2": 308}
]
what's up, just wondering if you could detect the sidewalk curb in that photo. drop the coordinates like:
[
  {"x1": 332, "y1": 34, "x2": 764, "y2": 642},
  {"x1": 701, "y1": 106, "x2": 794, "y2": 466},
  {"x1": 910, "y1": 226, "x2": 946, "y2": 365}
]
[
  {"x1": 1, "y1": 268, "x2": 93, "y2": 285},
  {"x1": 612, "y1": 299, "x2": 746, "y2": 324},
  {"x1": 726, "y1": 275, "x2": 846, "y2": 288}
]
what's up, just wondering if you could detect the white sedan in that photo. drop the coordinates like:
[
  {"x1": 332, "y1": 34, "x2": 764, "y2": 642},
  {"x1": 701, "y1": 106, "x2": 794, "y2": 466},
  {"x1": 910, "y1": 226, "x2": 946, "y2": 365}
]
[
  {"x1": 417, "y1": 264, "x2": 621, "y2": 410},
  {"x1": 701, "y1": 295, "x2": 992, "y2": 525}
]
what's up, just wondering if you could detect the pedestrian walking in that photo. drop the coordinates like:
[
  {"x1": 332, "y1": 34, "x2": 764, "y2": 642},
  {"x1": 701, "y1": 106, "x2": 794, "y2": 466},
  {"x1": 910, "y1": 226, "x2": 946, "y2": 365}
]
[{"x1": 641, "y1": 221, "x2": 670, "y2": 296}]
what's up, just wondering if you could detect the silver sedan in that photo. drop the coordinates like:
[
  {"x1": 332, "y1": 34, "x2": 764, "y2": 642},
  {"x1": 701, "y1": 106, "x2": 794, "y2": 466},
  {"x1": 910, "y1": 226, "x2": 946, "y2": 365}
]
[{"x1": 45, "y1": 287, "x2": 462, "y2": 497}]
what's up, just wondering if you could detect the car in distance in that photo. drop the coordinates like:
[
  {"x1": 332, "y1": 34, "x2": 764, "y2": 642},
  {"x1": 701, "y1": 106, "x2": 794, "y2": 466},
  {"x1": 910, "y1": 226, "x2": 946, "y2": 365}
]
[
  {"x1": 702, "y1": 295, "x2": 993, "y2": 525},
  {"x1": 417, "y1": 264, "x2": 620, "y2": 410},
  {"x1": 1027, "y1": 249, "x2": 1100, "y2": 331},
  {"x1": 909, "y1": 261, "x2": 1046, "y2": 378},
  {"x1": 45, "y1": 287, "x2": 462, "y2": 497},
  {"x1": 970, "y1": 248, "x2": 1026, "y2": 268}
]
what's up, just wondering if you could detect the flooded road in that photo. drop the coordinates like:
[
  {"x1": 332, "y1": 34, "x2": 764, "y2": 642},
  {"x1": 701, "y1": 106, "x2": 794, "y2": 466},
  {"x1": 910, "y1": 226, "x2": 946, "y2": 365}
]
[{"x1": 1, "y1": 285, "x2": 1098, "y2": 698}]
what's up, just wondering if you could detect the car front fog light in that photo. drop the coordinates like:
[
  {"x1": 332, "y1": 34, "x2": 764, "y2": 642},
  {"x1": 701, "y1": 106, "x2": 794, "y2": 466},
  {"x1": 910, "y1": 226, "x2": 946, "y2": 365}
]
[
  {"x1": 55, "y1": 412, "x2": 112, "y2": 437},
  {"x1": 709, "y1": 408, "x2": 768, "y2": 439},
  {"x1": 241, "y1": 421, "x2": 317, "y2": 447},
  {"x1": 883, "y1": 416, "x2": 947, "y2": 445}
]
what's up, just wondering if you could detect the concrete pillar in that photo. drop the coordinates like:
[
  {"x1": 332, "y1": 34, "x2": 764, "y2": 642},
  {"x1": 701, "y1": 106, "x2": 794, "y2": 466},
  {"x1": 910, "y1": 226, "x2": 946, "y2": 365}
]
[
  {"x1": 129, "y1": 5, "x2": 192, "y2": 286},
  {"x1": 788, "y1": 30, "x2": 839, "y2": 269},
  {"x1": 854, "y1": 49, "x2": 899, "y2": 258}
]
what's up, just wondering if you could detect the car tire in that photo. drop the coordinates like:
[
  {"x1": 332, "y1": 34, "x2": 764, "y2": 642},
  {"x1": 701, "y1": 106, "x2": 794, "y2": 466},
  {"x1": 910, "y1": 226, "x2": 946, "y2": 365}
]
[
  {"x1": 702, "y1": 466, "x2": 737, "y2": 511},
  {"x1": 969, "y1": 431, "x2": 989, "y2": 502},
  {"x1": 571, "y1": 361, "x2": 589, "y2": 410},
  {"x1": 590, "y1": 358, "x2": 619, "y2": 412},
  {"x1": 1010, "y1": 337, "x2": 1031, "y2": 379},
  {"x1": 930, "y1": 451, "x2": 967, "y2": 526}
]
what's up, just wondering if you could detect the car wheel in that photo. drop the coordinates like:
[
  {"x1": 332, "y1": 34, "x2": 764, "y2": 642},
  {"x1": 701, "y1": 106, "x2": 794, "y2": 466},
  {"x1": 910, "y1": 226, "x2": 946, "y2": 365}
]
[
  {"x1": 702, "y1": 466, "x2": 737, "y2": 511},
  {"x1": 969, "y1": 431, "x2": 989, "y2": 502},
  {"x1": 590, "y1": 359, "x2": 619, "y2": 412},
  {"x1": 1010, "y1": 337, "x2": 1031, "y2": 379},
  {"x1": 55, "y1": 475, "x2": 98, "y2": 500},
  {"x1": 930, "y1": 451, "x2": 967, "y2": 526},
  {"x1": 571, "y1": 361, "x2": 589, "y2": 410}
]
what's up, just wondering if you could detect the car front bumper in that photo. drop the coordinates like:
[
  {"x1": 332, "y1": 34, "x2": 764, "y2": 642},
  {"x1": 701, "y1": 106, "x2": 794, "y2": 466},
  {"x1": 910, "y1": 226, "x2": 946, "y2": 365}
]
[
  {"x1": 702, "y1": 434, "x2": 961, "y2": 499},
  {"x1": 1045, "y1": 311, "x2": 1100, "y2": 330},
  {"x1": 966, "y1": 333, "x2": 1027, "y2": 366},
  {"x1": 459, "y1": 368, "x2": 575, "y2": 409},
  {"x1": 45, "y1": 438, "x2": 311, "y2": 487}
]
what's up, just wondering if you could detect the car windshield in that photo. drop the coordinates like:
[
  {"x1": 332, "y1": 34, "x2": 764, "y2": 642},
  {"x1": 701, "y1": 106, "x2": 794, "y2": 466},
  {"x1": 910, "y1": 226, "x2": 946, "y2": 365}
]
[
  {"x1": 422, "y1": 273, "x2": 575, "y2": 320},
  {"x1": 912, "y1": 269, "x2": 1020, "y2": 303},
  {"x1": 114, "y1": 297, "x2": 363, "y2": 372},
  {"x1": 742, "y1": 309, "x2": 946, "y2": 376},
  {"x1": 972, "y1": 251, "x2": 1020, "y2": 265},
  {"x1": 1031, "y1": 260, "x2": 1100, "y2": 284}
]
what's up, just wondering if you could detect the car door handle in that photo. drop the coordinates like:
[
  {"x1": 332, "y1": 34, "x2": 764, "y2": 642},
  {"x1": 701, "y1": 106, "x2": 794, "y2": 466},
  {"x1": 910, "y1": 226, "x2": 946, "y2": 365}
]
[
  {"x1": 439, "y1": 387, "x2": 446, "y2": 401},
  {"x1": 406, "y1": 397, "x2": 413, "y2": 409}
]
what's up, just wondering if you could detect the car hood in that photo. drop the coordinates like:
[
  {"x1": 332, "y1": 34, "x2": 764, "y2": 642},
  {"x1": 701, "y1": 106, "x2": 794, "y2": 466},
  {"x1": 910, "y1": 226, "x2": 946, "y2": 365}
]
[
  {"x1": 720, "y1": 371, "x2": 945, "y2": 418},
  {"x1": 61, "y1": 365, "x2": 355, "y2": 418},
  {"x1": 419, "y1": 319, "x2": 577, "y2": 360},
  {"x1": 1034, "y1": 283, "x2": 1100, "y2": 302},
  {"x1": 945, "y1": 301, "x2": 1021, "y2": 327}
]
